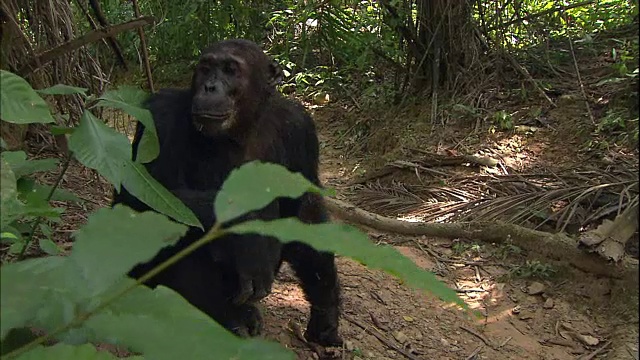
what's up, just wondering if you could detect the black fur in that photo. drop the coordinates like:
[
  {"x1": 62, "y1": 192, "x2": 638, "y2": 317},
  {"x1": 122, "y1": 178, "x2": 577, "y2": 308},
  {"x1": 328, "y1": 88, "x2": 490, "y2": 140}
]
[{"x1": 111, "y1": 39, "x2": 342, "y2": 346}]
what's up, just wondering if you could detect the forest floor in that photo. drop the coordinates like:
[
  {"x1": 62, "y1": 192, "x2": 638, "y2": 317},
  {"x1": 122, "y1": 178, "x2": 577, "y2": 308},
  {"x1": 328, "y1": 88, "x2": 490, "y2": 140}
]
[
  {"x1": 10, "y1": 24, "x2": 639, "y2": 360},
  {"x1": 23, "y1": 88, "x2": 638, "y2": 359}
]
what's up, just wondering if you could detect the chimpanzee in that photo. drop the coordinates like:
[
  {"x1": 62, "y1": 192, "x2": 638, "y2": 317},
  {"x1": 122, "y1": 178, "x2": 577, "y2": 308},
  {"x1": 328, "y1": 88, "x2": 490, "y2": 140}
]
[{"x1": 111, "y1": 39, "x2": 342, "y2": 346}]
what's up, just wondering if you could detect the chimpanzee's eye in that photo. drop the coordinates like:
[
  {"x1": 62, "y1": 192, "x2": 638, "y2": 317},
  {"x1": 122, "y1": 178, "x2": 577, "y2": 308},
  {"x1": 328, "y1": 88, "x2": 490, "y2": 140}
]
[
  {"x1": 198, "y1": 64, "x2": 211, "y2": 75},
  {"x1": 222, "y1": 61, "x2": 237, "y2": 75}
]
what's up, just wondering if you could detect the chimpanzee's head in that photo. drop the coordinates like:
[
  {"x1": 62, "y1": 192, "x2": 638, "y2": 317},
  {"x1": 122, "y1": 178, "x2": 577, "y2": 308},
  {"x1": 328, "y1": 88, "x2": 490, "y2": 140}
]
[{"x1": 189, "y1": 39, "x2": 283, "y2": 137}]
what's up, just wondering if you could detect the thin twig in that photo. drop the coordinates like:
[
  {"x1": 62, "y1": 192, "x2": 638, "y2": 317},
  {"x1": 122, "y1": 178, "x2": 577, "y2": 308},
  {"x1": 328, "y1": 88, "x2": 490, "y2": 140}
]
[
  {"x1": 563, "y1": 10, "x2": 596, "y2": 126},
  {"x1": 577, "y1": 340, "x2": 612, "y2": 360},
  {"x1": 19, "y1": 16, "x2": 154, "y2": 76},
  {"x1": 17, "y1": 153, "x2": 74, "y2": 260},
  {"x1": 131, "y1": 0, "x2": 155, "y2": 93},
  {"x1": 459, "y1": 325, "x2": 494, "y2": 348},
  {"x1": 345, "y1": 315, "x2": 421, "y2": 360}
]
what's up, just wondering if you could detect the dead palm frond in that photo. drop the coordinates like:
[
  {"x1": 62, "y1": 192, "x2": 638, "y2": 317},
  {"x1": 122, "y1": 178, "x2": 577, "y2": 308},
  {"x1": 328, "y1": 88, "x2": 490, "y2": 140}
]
[{"x1": 354, "y1": 168, "x2": 638, "y2": 232}]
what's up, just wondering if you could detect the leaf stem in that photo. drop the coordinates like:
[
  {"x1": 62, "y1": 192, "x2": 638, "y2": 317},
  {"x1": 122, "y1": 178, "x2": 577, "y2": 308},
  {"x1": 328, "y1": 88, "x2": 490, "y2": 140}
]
[{"x1": 17, "y1": 153, "x2": 73, "y2": 260}]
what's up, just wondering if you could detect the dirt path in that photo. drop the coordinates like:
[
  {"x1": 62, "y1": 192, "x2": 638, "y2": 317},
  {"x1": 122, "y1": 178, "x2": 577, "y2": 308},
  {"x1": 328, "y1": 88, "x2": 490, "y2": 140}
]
[{"x1": 255, "y1": 111, "x2": 639, "y2": 360}]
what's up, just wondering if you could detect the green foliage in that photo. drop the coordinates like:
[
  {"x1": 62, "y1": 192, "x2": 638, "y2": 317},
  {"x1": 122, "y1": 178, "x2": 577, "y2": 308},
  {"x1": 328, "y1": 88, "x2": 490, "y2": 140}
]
[
  {"x1": 477, "y1": 0, "x2": 638, "y2": 49},
  {"x1": 507, "y1": 260, "x2": 556, "y2": 280},
  {"x1": 93, "y1": 87, "x2": 158, "y2": 164},
  {"x1": 214, "y1": 161, "x2": 330, "y2": 224},
  {"x1": 230, "y1": 217, "x2": 463, "y2": 307},
  {"x1": 36, "y1": 85, "x2": 89, "y2": 97},
  {"x1": 1, "y1": 70, "x2": 463, "y2": 359},
  {"x1": 0, "y1": 150, "x2": 69, "y2": 256},
  {"x1": 0, "y1": 70, "x2": 55, "y2": 124},
  {"x1": 491, "y1": 110, "x2": 514, "y2": 131},
  {"x1": 67, "y1": 109, "x2": 199, "y2": 228}
]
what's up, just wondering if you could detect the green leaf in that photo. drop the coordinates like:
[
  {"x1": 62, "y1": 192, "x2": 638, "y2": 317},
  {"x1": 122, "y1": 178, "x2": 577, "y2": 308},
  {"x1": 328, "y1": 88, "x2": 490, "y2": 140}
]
[
  {"x1": 39, "y1": 238, "x2": 61, "y2": 255},
  {"x1": 1, "y1": 228, "x2": 21, "y2": 244},
  {"x1": 1, "y1": 159, "x2": 25, "y2": 228},
  {"x1": 95, "y1": 86, "x2": 158, "y2": 164},
  {"x1": 16, "y1": 181, "x2": 65, "y2": 220},
  {"x1": 0, "y1": 70, "x2": 55, "y2": 124},
  {"x1": 121, "y1": 161, "x2": 201, "y2": 228},
  {"x1": 36, "y1": 84, "x2": 88, "y2": 97},
  {"x1": 215, "y1": 161, "x2": 326, "y2": 224},
  {"x1": 15, "y1": 343, "x2": 134, "y2": 360},
  {"x1": 8, "y1": 242, "x2": 23, "y2": 254},
  {"x1": 1, "y1": 151, "x2": 59, "y2": 178},
  {"x1": 228, "y1": 218, "x2": 464, "y2": 307},
  {"x1": 70, "y1": 204, "x2": 188, "y2": 297},
  {"x1": 0, "y1": 256, "x2": 69, "y2": 338},
  {"x1": 84, "y1": 283, "x2": 295, "y2": 360},
  {"x1": 50, "y1": 125, "x2": 75, "y2": 136},
  {"x1": 17, "y1": 178, "x2": 82, "y2": 203},
  {"x1": 68, "y1": 110, "x2": 130, "y2": 188}
]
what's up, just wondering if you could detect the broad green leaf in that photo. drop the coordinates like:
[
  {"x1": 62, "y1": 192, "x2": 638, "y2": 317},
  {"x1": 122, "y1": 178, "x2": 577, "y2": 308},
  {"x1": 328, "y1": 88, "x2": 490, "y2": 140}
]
[
  {"x1": 0, "y1": 256, "x2": 69, "y2": 338},
  {"x1": 95, "y1": 86, "x2": 158, "y2": 164},
  {"x1": 215, "y1": 161, "x2": 327, "y2": 223},
  {"x1": 68, "y1": 110, "x2": 130, "y2": 187},
  {"x1": 8, "y1": 242, "x2": 23, "y2": 254},
  {"x1": 70, "y1": 204, "x2": 188, "y2": 297},
  {"x1": 84, "y1": 283, "x2": 295, "y2": 360},
  {"x1": 50, "y1": 125, "x2": 75, "y2": 136},
  {"x1": 1, "y1": 159, "x2": 25, "y2": 228},
  {"x1": 39, "y1": 238, "x2": 61, "y2": 255},
  {"x1": 18, "y1": 190, "x2": 65, "y2": 219},
  {"x1": 0, "y1": 70, "x2": 54, "y2": 124},
  {"x1": 36, "y1": 84, "x2": 88, "y2": 97},
  {"x1": 15, "y1": 343, "x2": 136, "y2": 360},
  {"x1": 39, "y1": 223, "x2": 52, "y2": 237},
  {"x1": 17, "y1": 178, "x2": 82, "y2": 203},
  {"x1": 1, "y1": 151, "x2": 59, "y2": 178},
  {"x1": 228, "y1": 218, "x2": 464, "y2": 307},
  {"x1": 121, "y1": 161, "x2": 201, "y2": 228}
]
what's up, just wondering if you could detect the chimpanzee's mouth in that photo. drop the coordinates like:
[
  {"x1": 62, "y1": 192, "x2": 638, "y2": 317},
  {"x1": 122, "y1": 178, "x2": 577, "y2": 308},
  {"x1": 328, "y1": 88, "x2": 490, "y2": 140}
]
[
  {"x1": 192, "y1": 112, "x2": 231, "y2": 122},
  {"x1": 192, "y1": 112, "x2": 234, "y2": 133}
]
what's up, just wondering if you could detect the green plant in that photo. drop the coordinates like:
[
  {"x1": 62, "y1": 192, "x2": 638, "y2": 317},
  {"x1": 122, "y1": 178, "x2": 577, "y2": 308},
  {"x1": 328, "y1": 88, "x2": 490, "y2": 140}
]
[
  {"x1": 1, "y1": 70, "x2": 464, "y2": 359},
  {"x1": 492, "y1": 110, "x2": 514, "y2": 131},
  {"x1": 508, "y1": 260, "x2": 556, "y2": 279}
]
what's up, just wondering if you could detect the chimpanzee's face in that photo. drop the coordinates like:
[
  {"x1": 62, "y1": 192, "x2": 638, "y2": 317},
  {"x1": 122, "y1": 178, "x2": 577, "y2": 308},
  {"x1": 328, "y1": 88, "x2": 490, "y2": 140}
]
[
  {"x1": 189, "y1": 40, "x2": 284, "y2": 138},
  {"x1": 190, "y1": 50, "x2": 249, "y2": 136}
]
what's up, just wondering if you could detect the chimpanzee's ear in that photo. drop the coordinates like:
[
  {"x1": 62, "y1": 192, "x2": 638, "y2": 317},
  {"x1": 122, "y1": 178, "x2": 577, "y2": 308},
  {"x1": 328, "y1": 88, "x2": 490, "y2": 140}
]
[{"x1": 267, "y1": 60, "x2": 284, "y2": 87}]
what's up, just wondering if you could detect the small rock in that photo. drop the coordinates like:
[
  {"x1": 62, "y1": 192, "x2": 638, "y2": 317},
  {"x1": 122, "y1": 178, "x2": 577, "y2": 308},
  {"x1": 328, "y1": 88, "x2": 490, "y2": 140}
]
[
  {"x1": 527, "y1": 281, "x2": 546, "y2": 295},
  {"x1": 511, "y1": 305, "x2": 522, "y2": 314},
  {"x1": 519, "y1": 312, "x2": 533, "y2": 320},
  {"x1": 345, "y1": 340, "x2": 356, "y2": 351},
  {"x1": 414, "y1": 331, "x2": 423, "y2": 341},
  {"x1": 543, "y1": 298, "x2": 554, "y2": 309},
  {"x1": 392, "y1": 331, "x2": 409, "y2": 344},
  {"x1": 574, "y1": 334, "x2": 600, "y2": 346},
  {"x1": 440, "y1": 338, "x2": 450, "y2": 347}
]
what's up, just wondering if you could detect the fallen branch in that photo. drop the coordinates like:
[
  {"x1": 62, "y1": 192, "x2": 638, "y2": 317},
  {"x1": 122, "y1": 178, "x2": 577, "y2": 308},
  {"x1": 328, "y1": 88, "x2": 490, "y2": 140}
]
[
  {"x1": 324, "y1": 197, "x2": 634, "y2": 278},
  {"x1": 19, "y1": 16, "x2": 155, "y2": 76},
  {"x1": 580, "y1": 199, "x2": 639, "y2": 262}
]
